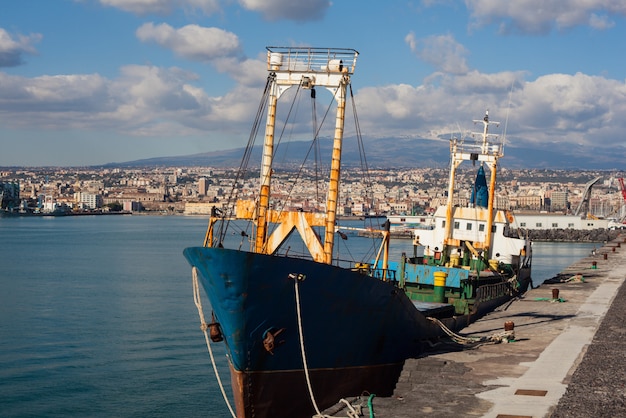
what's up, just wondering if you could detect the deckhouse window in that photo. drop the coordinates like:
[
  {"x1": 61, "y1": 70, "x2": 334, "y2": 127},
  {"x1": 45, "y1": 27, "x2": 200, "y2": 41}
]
[
  {"x1": 466, "y1": 223, "x2": 472, "y2": 230},
  {"x1": 454, "y1": 221, "x2": 460, "y2": 229},
  {"x1": 479, "y1": 224, "x2": 485, "y2": 231},
  {"x1": 552, "y1": 223, "x2": 558, "y2": 228}
]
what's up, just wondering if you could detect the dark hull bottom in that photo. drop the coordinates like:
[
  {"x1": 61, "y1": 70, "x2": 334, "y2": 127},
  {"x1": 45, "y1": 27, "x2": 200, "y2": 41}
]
[{"x1": 230, "y1": 361, "x2": 404, "y2": 418}]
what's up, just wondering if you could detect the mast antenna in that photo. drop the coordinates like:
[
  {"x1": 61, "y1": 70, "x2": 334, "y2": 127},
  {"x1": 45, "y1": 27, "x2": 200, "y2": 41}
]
[{"x1": 502, "y1": 82, "x2": 514, "y2": 149}]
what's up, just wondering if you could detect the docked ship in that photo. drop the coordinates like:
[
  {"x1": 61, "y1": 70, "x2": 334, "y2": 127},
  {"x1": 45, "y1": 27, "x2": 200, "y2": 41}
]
[
  {"x1": 391, "y1": 112, "x2": 532, "y2": 319},
  {"x1": 183, "y1": 47, "x2": 531, "y2": 418}
]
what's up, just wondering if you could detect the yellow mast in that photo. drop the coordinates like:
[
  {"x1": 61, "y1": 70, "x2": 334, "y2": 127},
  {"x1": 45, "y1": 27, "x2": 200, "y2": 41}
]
[
  {"x1": 443, "y1": 139, "x2": 462, "y2": 256},
  {"x1": 484, "y1": 160, "x2": 497, "y2": 258},
  {"x1": 323, "y1": 78, "x2": 348, "y2": 264},
  {"x1": 255, "y1": 79, "x2": 278, "y2": 253}
]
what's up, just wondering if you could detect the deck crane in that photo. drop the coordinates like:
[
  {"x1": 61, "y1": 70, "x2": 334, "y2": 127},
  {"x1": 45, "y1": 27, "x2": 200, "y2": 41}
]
[{"x1": 573, "y1": 176, "x2": 602, "y2": 217}]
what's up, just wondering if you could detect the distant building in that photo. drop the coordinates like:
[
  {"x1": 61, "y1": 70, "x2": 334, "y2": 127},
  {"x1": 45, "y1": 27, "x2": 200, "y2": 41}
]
[
  {"x1": 389, "y1": 202, "x2": 409, "y2": 214},
  {"x1": 352, "y1": 202, "x2": 365, "y2": 216},
  {"x1": 0, "y1": 181, "x2": 20, "y2": 209},
  {"x1": 513, "y1": 213, "x2": 609, "y2": 230},
  {"x1": 198, "y1": 178, "x2": 208, "y2": 196},
  {"x1": 184, "y1": 202, "x2": 222, "y2": 215},
  {"x1": 550, "y1": 190, "x2": 569, "y2": 211},
  {"x1": 511, "y1": 194, "x2": 542, "y2": 211},
  {"x1": 123, "y1": 201, "x2": 143, "y2": 212},
  {"x1": 75, "y1": 192, "x2": 103, "y2": 209}
]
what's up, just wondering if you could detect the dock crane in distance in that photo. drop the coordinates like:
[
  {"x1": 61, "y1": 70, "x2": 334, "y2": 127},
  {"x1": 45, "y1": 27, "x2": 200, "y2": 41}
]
[{"x1": 573, "y1": 176, "x2": 602, "y2": 218}]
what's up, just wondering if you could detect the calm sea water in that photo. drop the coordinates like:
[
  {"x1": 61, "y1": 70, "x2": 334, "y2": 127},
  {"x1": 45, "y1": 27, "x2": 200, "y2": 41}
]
[{"x1": 0, "y1": 216, "x2": 596, "y2": 417}]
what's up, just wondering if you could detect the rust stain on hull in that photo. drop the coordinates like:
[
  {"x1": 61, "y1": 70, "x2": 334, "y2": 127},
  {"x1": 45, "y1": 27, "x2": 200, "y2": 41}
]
[{"x1": 228, "y1": 361, "x2": 404, "y2": 418}]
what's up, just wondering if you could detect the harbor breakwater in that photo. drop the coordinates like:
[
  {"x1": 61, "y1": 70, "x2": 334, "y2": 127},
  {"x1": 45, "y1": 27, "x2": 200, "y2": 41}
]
[{"x1": 522, "y1": 227, "x2": 620, "y2": 242}]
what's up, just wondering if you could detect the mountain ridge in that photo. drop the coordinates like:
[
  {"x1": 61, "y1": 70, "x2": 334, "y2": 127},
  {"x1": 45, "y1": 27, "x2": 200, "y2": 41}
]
[{"x1": 102, "y1": 136, "x2": 621, "y2": 170}]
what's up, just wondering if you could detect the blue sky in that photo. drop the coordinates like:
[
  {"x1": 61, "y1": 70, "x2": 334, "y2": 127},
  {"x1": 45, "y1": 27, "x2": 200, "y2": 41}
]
[{"x1": 1, "y1": 0, "x2": 625, "y2": 167}]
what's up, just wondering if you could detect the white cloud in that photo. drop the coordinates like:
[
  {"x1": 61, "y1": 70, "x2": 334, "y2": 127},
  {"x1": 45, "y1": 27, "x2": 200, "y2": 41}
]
[
  {"x1": 0, "y1": 61, "x2": 267, "y2": 141},
  {"x1": 3, "y1": 64, "x2": 624, "y2": 151},
  {"x1": 238, "y1": 0, "x2": 330, "y2": 21},
  {"x1": 588, "y1": 13, "x2": 615, "y2": 30},
  {"x1": 0, "y1": 28, "x2": 42, "y2": 67},
  {"x1": 465, "y1": 0, "x2": 626, "y2": 34},
  {"x1": 99, "y1": 0, "x2": 220, "y2": 16},
  {"x1": 136, "y1": 23, "x2": 242, "y2": 61},
  {"x1": 353, "y1": 70, "x2": 626, "y2": 153},
  {"x1": 405, "y1": 32, "x2": 469, "y2": 75},
  {"x1": 135, "y1": 22, "x2": 267, "y2": 87},
  {"x1": 136, "y1": 23, "x2": 267, "y2": 87},
  {"x1": 513, "y1": 72, "x2": 625, "y2": 145},
  {"x1": 0, "y1": 72, "x2": 109, "y2": 114},
  {"x1": 210, "y1": 56, "x2": 267, "y2": 87}
]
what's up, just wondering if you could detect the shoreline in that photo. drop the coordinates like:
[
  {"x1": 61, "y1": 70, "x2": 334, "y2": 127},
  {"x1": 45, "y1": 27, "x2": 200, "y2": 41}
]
[{"x1": 3, "y1": 211, "x2": 619, "y2": 243}]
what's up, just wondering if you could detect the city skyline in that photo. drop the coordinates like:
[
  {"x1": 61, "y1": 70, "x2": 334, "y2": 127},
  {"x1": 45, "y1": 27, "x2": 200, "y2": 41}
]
[
  {"x1": 2, "y1": 165, "x2": 625, "y2": 224},
  {"x1": 1, "y1": 1, "x2": 625, "y2": 167}
]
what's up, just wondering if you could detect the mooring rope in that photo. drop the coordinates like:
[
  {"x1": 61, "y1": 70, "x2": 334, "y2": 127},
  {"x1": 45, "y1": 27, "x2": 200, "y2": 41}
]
[
  {"x1": 293, "y1": 277, "x2": 374, "y2": 418},
  {"x1": 293, "y1": 277, "x2": 324, "y2": 416},
  {"x1": 427, "y1": 317, "x2": 515, "y2": 345},
  {"x1": 192, "y1": 267, "x2": 236, "y2": 418}
]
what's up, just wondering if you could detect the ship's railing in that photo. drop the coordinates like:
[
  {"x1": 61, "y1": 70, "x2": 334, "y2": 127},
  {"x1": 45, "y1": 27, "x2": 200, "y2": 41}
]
[
  {"x1": 266, "y1": 46, "x2": 359, "y2": 75},
  {"x1": 475, "y1": 280, "x2": 516, "y2": 303},
  {"x1": 352, "y1": 263, "x2": 397, "y2": 282}
]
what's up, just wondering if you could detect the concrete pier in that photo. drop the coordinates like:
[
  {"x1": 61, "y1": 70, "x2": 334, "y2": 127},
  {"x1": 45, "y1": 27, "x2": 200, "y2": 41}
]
[{"x1": 325, "y1": 234, "x2": 626, "y2": 418}]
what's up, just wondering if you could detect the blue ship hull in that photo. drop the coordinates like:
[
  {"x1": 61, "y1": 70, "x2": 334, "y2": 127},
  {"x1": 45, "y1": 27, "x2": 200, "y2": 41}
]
[{"x1": 183, "y1": 246, "x2": 455, "y2": 417}]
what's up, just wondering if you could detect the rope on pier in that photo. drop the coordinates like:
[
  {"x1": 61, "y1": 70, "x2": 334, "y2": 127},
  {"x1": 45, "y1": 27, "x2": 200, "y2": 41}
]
[
  {"x1": 427, "y1": 317, "x2": 515, "y2": 345},
  {"x1": 316, "y1": 395, "x2": 375, "y2": 418},
  {"x1": 192, "y1": 267, "x2": 236, "y2": 418}
]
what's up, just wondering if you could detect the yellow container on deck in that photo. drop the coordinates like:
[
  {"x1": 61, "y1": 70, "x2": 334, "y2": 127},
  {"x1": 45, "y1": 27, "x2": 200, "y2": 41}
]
[
  {"x1": 489, "y1": 259, "x2": 499, "y2": 271},
  {"x1": 449, "y1": 254, "x2": 460, "y2": 267}
]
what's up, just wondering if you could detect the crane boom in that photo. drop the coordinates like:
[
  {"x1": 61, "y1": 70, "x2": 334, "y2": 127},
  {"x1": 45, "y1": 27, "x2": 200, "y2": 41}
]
[{"x1": 573, "y1": 176, "x2": 602, "y2": 217}]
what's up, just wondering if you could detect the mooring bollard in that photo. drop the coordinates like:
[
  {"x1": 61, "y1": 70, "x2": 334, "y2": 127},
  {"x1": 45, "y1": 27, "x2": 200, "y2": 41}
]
[
  {"x1": 552, "y1": 288, "x2": 560, "y2": 300},
  {"x1": 592, "y1": 261, "x2": 597, "y2": 269},
  {"x1": 604, "y1": 253, "x2": 608, "y2": 260}
]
